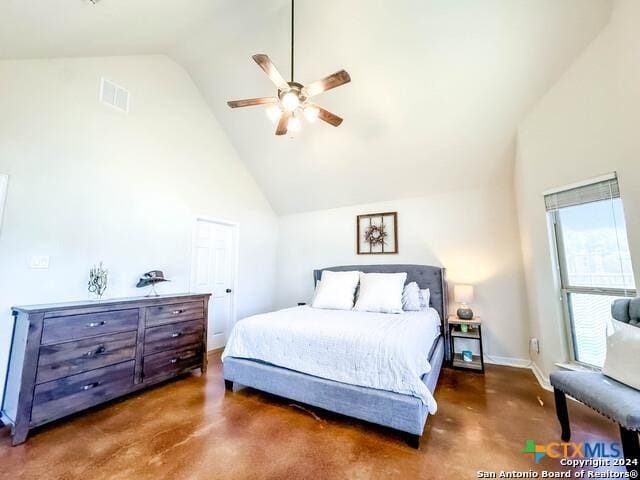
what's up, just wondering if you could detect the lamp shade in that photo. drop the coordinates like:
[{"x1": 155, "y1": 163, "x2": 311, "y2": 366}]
[{"x1": 454, "y1": 284, "x2": 474, "y2": 304}]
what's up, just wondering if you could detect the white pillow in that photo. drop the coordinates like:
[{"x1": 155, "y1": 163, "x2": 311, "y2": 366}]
[
  {"x1": 402, "y1": 282, "x2": 421, "y2": 311},
  {"x1": 420, "y1": 288, "x2": 431, "y2": 309},
  {"x1": 311, "y1": 271, "x2": 360, "y2": 310},
  {"x1": 603, "y1": 320, "x2": 640, "y2": 390},
  {"x1": 354, "y1": 272, "x2": 407, "y2": 314}
]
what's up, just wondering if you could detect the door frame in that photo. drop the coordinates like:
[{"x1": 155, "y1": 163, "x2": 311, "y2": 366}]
[{"x1": 190, "y1": 215, "x2": 240, "y2": 350}]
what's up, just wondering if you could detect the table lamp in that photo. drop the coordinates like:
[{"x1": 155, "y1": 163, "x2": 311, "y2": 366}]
[{"x1": 455, "y1": 284, "x2": 474, "y2": 320}]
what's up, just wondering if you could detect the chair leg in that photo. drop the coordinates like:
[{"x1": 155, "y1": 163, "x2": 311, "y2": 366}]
[
  {"x1": 620, "y1": 426, "x2": 640, "y2": 475},
  {"x1": 224, "y1": 379, "x2": 233, "y2": 391},
  {"x1": 553, "y1": 388, "x2": 571, "y2": 442}
]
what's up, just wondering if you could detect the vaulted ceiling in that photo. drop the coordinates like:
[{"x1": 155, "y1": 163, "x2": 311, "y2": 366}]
[{"x1": 1, "y1": 0, "x2": 613, "y2": 214}]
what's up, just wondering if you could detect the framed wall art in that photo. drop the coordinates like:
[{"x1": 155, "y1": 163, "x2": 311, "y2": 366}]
[{"x1": 356, "y1": 211, "x2": 398, "y2": 255}]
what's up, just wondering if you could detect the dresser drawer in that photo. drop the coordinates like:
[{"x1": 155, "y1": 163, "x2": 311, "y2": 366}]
[
  {"x1": 36, "y1": 331, "x2": 137, "y2": 384},
  {"x1": 144, "y1": 319, "x2": 203, "y2": 355},
  {"x1": 143, "y1": 346, "x2": 202, "y2": 383},
  {"x1": 145, "y1": 301, "x2": 204, "y2": 327},
  {"x1": 41, "y1": 309, "x2": 139, "y2": 345},
  {"x1": 31, "y1": 360, "x2": 135, "y2": 426}
]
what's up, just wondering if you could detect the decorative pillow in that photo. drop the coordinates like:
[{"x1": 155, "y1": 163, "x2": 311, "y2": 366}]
[
  {"x1": 603, "y1": 320, "x2": 640, "y2": 390},
  {"x1": 354, "y1": 272, "x2": 407, "y2": 314},
  {"x1": 311, "y1": 271, "x2": 360, "y2": 310},
  {"x1": 420, "y1": 288, "x2": 431, "y2": 309},
  {"x1": 402, "y1": 282, "x2": 421, "y2": 311}
]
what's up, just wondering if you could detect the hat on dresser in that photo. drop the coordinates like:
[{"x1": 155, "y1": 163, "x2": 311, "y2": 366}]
[{"x1": 136, "y1": 270, "x2": 169, "y2": 288}]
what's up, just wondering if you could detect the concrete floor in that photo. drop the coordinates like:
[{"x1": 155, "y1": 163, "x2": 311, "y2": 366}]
[{"x1": 0, "y1": 353, "x2": 621, "y2": 480}]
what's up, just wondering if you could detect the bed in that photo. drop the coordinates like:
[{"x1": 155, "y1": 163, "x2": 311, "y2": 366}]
[{"x1": 222, "y1": 264, "x2": 449, "y2": 447}]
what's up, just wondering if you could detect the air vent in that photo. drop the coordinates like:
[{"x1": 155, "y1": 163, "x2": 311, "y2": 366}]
[{"x1": 100, "y1": 78, "x2": 129, "y2": 113}]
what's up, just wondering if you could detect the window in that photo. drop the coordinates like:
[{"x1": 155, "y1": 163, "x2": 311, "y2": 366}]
[{"x1": 546, "y1": 175, "x2": 636, "y2": 368}]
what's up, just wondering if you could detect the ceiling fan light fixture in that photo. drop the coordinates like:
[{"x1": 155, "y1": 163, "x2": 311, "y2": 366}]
[
  {"x1": 288, "y1": 115, "x2": 301, "y2": 133},
  {"x1": 303, "y1": 105, "x2": 320, "y2": 123},
  {"x1": 281, "y1": 91, "x2": 300, "y2": 112},
  {"x1": 266, "y1": 105, "x2": 282, "y2": 122},
  {"x1": 226, "y1": 0, "x2": 350, "y2": 136}
]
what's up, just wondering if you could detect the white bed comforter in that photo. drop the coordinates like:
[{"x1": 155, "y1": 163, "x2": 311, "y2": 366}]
[{"x1": 221, "y1": 306, "x2": 441, "y2": 413}]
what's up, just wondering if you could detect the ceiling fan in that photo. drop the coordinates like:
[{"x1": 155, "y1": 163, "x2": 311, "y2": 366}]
[{"x1": 227, "y1": 0, "x2": 351, "y2": 136}]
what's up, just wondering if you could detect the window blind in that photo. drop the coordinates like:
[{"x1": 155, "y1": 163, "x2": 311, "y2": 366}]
[{"x1": 544, "y1": 177, "x2": 620, "y2": 212}]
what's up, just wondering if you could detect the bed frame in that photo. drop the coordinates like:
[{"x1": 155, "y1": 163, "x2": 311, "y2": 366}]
[{"x1": 223, "y1": 264, "x2": 449, "y2": 448}]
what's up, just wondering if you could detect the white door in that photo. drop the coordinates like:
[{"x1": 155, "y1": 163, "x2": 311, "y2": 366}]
[{"x1": 191, "y1": 219, "x2": 237, "y2": 350}]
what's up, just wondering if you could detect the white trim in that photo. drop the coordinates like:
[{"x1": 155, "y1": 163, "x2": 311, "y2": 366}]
[
  {"x1": 483, "y1": 354, "x2": 531, "y2": 369},
  {"x1": 190, "y1": 215, "x2": 240, "y2": 352},
  {"x1": 530, "y1": 361, "x2": 552, "y2": 391},
  {"x1": 541, "y1": 172, "x2": 617, "y2": 196},
  {"x1": 554, "y1": 361, "x2": 600, "y2": 372}
]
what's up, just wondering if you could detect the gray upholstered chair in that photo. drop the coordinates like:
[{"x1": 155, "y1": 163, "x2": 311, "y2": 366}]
[{"x1": 550, "y1": 298, "x2": 640, "y2": 474}]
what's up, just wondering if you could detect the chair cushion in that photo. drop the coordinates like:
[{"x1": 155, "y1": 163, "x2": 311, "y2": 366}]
[{"x1": 550, "y1": 371, "x2": 640, "y2": 430}]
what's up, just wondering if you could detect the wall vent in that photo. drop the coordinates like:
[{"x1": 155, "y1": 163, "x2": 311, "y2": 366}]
[{"x1": 100, "y1": 78, "x2": 129, "y2": 113}]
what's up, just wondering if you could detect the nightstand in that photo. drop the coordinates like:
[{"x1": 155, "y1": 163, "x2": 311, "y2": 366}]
[{"x1": 448, "y1": 316, "x2": 484, "y2": 373}]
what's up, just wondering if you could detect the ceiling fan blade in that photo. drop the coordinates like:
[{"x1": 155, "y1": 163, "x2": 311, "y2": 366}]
[
  {"x1": 276, "y1": 111, "x2": 291, "y2": 136},
  {"x1": 304, "y1": 70, "x2": 351, "y2": 97},
  {"x1": 227, "y1": 97, "x2": 277, "y2": 108},
  {"x1": 252, "y1": 54, "x2": 289, "y2": 90},
  {"x1": 312, "y1": 104, "x2": 343, "y2": 127}
]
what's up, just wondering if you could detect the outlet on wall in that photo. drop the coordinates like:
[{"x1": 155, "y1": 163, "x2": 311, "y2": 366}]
[
  {"x1": 530, "y1": 338, "x2": 540, "y2": 354},
  {"x1": 30, "y1": 255, "x2": 50, "y2": 269}
]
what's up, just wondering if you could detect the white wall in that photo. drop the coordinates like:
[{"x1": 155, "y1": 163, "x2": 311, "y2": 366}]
[
  {"x1": 276, "y1": 182, "x2": 531, "y2": 365},
  {"x1": 515, "y1": 0, "x2": 640, "y2": 378},
  {"x1": 0, "y1": 55, "x2": 279, "y2": 406}
]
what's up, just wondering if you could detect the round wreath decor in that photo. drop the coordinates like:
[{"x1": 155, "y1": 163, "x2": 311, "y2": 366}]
[{"x1": 364, "y1": 224, "x2": 387, "y2": 247}]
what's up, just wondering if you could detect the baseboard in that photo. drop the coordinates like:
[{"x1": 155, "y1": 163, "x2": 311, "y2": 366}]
[
  {"x1": 483, "y1": 354, "x2": 531, "y2": 369},
  {"x1": 482, "y1": 355, "x2": 552, "y2": 392},
  {"x1": 530, "y1": 361, "x2": 552, "y2": 392}
]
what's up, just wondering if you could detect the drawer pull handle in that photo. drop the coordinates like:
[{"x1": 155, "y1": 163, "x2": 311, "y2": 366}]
[
  {"x1": 87, "y1": 321, "x2": 106, "y2": 328},
  {"x1": 170, "y1": 332, "x2": 183, "y2": 338},
  {"x1": 81, "y1": 381, "x2": 101, "y2": 391},
  {"x1": 84, "y1": 345, "x2": 106, "y2": 357},
  {"x1": 170, "y1": 353, "x2": 197, "y2": 364},
  {"x1": 172, "y1": 310, "x2": 183, "y2": 315}
]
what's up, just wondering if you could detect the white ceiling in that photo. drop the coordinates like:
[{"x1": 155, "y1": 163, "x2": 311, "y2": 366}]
[
  {"x1": 0, "y1": 0, "x2": 224, "y2": 58},
  {"x1": 1, "y1": 0, "x2": 613, "y2": 214},
  {"x1": 171, "y1": 0, "x2": 612, "y2": 213}
]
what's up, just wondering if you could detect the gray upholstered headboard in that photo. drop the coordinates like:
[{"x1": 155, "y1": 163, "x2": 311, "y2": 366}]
[{"x1": 313, "y1": 264, "x2": 448, "y2": 324}]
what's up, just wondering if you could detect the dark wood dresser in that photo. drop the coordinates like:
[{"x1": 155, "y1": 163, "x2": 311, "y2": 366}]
[{"x1": 1, "y1": 293, "x2": 211, "y2": 445}]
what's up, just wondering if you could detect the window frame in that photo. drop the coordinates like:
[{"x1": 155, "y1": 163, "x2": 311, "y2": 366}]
[{"x1": 549, "y1": 208, "x2": 636, "y2": 368}]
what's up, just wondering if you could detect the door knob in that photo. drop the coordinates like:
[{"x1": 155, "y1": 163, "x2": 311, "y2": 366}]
[{"x1": 226, "y1": 288, "x2": 232, "y2": 293}]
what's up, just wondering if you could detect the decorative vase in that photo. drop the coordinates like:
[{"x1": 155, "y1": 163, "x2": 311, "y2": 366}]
[
  {"x1": 462, "y1": 350, "x2": 473, "y2": 362},
  {"x1": 457, "y1": 305, "x2": 474, "y2": 320}
]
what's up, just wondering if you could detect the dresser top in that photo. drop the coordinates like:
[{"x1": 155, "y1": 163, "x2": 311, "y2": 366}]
[{"x1": 12, "y1": 292, "x2": 211, "y2": 314}]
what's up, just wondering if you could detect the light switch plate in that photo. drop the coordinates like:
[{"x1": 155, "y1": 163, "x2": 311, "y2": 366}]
[{"x1": 30, "y1": 255, "x2": 50, "y2": 269}]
